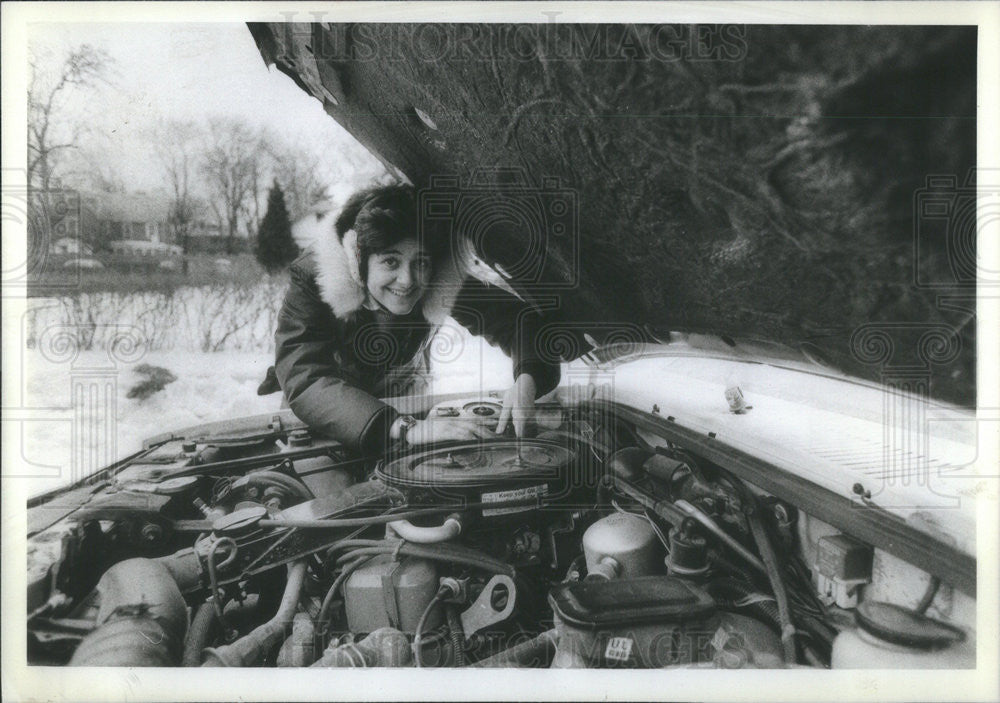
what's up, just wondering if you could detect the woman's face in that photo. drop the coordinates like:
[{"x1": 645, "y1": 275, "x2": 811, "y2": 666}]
[{"x1": 365, "y1": 238, "x2": 433, "y2": 315}]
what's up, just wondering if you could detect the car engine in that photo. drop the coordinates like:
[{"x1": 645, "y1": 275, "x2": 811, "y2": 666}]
[{"x1": 26, "y1": 396, "x2": 974, "y2": 669}]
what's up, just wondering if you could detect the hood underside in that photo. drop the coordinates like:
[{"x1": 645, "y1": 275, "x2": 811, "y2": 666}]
[{"x1": 248, "y1": 23, "x2": 976, "y2": 405}]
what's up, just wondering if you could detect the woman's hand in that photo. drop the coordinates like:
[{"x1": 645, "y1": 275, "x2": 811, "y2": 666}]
[
  {"x1": 405, "y1": 417, "x2": 494, "y2": 446},
  {"x1": 496, "y1": 373, "x2": 537, "y2": 438}
]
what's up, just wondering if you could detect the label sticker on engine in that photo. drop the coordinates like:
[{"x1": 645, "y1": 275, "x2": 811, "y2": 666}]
[
  {"x1": 604, "y1": 637, "x2": 634, "y2": 662},
  {"x1": 480, "y1": 484, "x2": 548, "y2": 516}
]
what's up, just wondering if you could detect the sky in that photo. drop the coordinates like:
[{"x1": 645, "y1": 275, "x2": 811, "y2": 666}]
[{"x1": 29, "y1": 22, "x2": 384, "y2": 193}]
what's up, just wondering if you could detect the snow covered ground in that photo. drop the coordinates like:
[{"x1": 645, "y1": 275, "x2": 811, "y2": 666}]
[{"x1": 10, "y1": 321, "x2": 513, "y2": 498}]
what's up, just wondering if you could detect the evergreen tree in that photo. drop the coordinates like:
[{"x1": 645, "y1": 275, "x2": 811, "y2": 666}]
[{"x1": 254, "y1": 180, "x2": 298, "y2": 273}]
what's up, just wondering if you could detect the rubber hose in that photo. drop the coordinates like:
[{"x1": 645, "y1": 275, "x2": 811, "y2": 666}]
[
  {"x1": 446, "y1": 604, "x2": 466, "y2": 667},
  {"x1": 69, "y1": 558, "x2": 189, "y2": 667},
  {"x1": 331, "y1": 541, "x2": 514, "y2": 577},
  {"x1": 183, "y1": 601, "x2": 220, "y2": 666},
  {"x1": 201, "y1": 561, "x2": 307, "y2": 667},
  {"x1": 473, "y1": 630, "x2": 558, "y2": 668},
  {"x1": 747, "y1": 506, "x2": 797, "y2": 665},
  {"x1": 387, "y1": 515, "x2": 462, "y2": 544},
  {"x1": 915, "y1": 576, "x2": 941, "y2": 614}
]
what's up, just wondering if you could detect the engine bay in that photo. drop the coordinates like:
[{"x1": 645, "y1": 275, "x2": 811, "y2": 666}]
[{"x1": 26, "y1": 395, "x2": 975, "y2": 669}]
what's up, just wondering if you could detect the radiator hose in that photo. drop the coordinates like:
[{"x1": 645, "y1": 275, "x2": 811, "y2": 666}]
[
  {"x1": 201, "y1": 561, "x2": 307, "y2": 667},
  {"x1": 69, "y1": 558, "x2": 189, "y2": 666},
  {"x1": 311, "y1": 627, "x2": 412, "y2": 667},
  {"x1": 473, "y1": 630, "x2": 558, "y2": 668}
]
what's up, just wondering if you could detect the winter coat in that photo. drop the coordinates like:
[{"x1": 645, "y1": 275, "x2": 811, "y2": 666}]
[{"x1": 273, "y1": 214, "x2": 560, "y2": 455}]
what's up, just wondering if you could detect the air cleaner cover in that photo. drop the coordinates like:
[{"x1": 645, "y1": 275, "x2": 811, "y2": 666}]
[
  {"x1": 376, "y1": 439, "x2": 576, "y2": 513},
  {"x1": 377, "y1": 439, "x2": 573, "y2": 489}
]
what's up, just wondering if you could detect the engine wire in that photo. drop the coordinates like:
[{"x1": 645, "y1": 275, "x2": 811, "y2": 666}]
[
  {"x1": 413, "y1": 590, "x2": 447, "y2": 668},
  {"x1": 316, "y1": 552, "x2": 378, "y2": 638}
]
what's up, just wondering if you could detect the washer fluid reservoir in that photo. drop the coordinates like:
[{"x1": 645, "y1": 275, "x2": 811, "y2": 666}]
[{"x1": 831, "y1": 601, "x2": 973, "y2": 669}]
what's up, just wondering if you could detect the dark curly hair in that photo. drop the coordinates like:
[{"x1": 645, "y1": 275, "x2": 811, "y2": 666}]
[{"x1": 334, "y1": 183, "x2": 448, "y2": 282}]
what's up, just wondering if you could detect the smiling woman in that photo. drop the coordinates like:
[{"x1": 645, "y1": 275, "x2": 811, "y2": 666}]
[
  {"x1": 272, "y1": 182, "x2": 561, "y2": 454},
  {"x1": 366, "y1": 239, "x2": 433, "y2": 315}
]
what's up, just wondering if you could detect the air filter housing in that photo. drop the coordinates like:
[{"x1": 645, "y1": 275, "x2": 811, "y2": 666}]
[{"x1": 376, "y1": 439, "x2": 575, "y2": 518}]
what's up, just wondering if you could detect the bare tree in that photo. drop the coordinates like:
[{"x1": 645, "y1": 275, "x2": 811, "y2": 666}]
[
  {"x1": 264, "y1": 139, "x2": 330, "y2": 221},
  {"x1": 155, "y1": 119, "x2": 204, "y2": 273},
  {"x1": 243, "y1": 129, "x2": 271, "y2": 241},
  {"x1": 27, "y1": 43, "x2": 112, "y2": 254},
  {"x1": 200, "y1": 117, "x2": 264, "y2": 255}
]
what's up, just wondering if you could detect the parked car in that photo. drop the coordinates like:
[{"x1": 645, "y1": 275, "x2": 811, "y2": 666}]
[{"x1": 61, "y1": 257, "x2": 104, "y2": 270}]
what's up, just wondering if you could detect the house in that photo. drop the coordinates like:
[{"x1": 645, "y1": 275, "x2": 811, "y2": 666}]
[
  {"x1": 78, "y1": 190, "x2": 237, "y2": 255},
  {"x1": 80, "y1": 190, "x2": 172, "y2": 248}
]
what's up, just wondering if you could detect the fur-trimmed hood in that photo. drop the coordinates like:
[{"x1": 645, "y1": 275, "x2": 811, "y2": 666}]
[{"x1": 296, "y1": 208, "x2": 465, "y2": 325}]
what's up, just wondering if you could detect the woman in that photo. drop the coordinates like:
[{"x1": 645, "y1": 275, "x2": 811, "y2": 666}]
[{"x1": 272, "y1": 183, "x2": 560, "y2": 454}]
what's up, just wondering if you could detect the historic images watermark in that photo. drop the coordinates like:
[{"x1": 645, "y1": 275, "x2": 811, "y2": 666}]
[
  {"x1": 846, "y1": 169, "x2": 995, "y2": 508},
  {"x1": 2, "y1": 170, "x2": 86, "y2": 294},
  {"x1": 4, "y1": 313, "x2": 149, "y2": 485},
  {"x1": 271, "y1": 19, "x2": 750, "y2": 65},
  {"x1": 912, "y1": 169, "x2": 1000, "y2": 290},
  {"x1": 419, "y1": 169, "x2": 580, "y2": 294}
]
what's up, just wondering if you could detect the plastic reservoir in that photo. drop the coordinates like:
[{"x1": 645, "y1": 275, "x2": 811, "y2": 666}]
[{"x1": 831, "y1": 601, "x2": 973, "y2": 669}]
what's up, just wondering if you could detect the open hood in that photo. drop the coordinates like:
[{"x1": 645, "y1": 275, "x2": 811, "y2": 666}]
[{"x1": 248, "y1": 23, "x2": 976, "y2": 405}]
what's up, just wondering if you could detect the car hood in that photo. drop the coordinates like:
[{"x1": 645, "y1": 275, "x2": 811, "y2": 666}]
[{"x1": 248, "y1": 22, "x2": 976, "y2": 406}]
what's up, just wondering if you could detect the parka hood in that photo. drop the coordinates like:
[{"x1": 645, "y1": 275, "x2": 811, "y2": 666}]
[{"x1": 297, "y1": 206, "x2": 464, "y2": 325}]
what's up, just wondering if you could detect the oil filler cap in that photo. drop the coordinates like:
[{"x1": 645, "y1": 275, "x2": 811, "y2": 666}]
[{"x1": 855, "y1": 601, "x2": 965, "y2": 650}]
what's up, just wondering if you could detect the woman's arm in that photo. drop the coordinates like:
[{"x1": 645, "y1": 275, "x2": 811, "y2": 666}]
[
  {"x1": 448, "y1": 279, "x2": 562, "y2": 397},
  {"x1": 274, "y1": 257, "x2": 397, "y2": 454}
]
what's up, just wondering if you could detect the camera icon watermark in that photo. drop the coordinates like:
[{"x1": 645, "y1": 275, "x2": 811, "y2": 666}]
[
  {"x1": 2, "y1": 170, "x2": 85, "y2": 295},
  {"x1": 533, "y1": 321, "x2": 648, "y2": 367},
  {"x1": 419, "y1": 169, "x2": 580, "y2": 296},
  {"x1": 849, "y1": 322, "x2": 968, "y2": 508},
  {"x1": 912, "y1": 168, "x2": 1000, "y2": 290}
]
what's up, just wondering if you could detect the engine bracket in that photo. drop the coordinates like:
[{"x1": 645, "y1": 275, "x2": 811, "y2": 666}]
[{"x1": 460, "y1": 574, "x2": 516, "y2": 638}]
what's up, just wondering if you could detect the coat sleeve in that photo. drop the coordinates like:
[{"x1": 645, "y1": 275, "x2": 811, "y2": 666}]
[
  {"x1": 274, "y1": 259, "x2": 397, "y2": 454},
  {"x1": 449, "y1": 280, "x2": 562, "y2": 397}
]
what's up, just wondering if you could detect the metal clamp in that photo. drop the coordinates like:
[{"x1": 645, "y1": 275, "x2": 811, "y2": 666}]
[{"x1": 460, "y1": 574, "x2": 516, "y2": 638}]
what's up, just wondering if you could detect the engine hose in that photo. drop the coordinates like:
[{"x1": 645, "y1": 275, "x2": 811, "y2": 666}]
[
  {"x1": 258, "y1": 498, "x2": 546, "y2": 530},
  {"x1": 747, "y1": 505, "x2": 797, "y2": 665},
  {"x1": 473, "y1": 630, "x2": 558, "y2": 668},
  {"x1": 413, "y1": 592, "x2": 446, "y2": 668},
  {"x1": 330, "y1": 541, "x2": 515, "y2": 578},
  {"x1": 673, "y1": 499, "x2": 767, "y2": 574},
  {"x1": 387, "y1": 514, "x2": 462, "y2": 543},
  {"x1": 915, "y1": 576, "x2": 941, "y2": 614},
  {"x1": 446, "y1": 604, "x2": 466, "y2": 667},
  {"x1": 183, "y1": 601, "x2": 221, "y2": 667},
  {"x1": 201, "y1": 561, "x2": 307, "y2": 667}
]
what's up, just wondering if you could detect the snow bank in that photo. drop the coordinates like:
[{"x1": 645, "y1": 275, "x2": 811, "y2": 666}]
[{"x1": 15, "y1": 319, "x2": 513, "y2": 497}]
